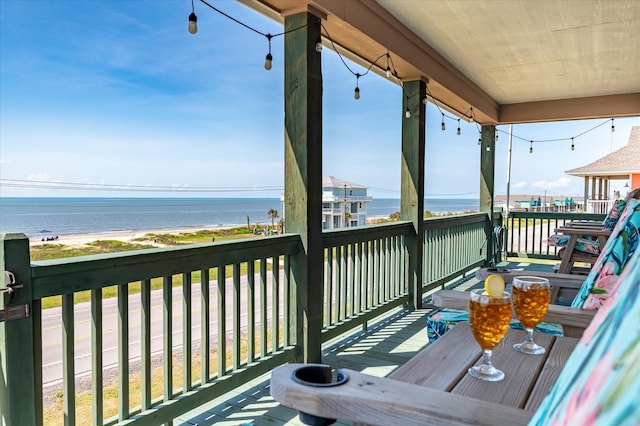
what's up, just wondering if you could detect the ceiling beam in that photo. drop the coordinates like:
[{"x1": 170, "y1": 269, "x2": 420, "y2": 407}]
[{"x1": 500, "y1": 93, "x2": 640, "y2": 124}]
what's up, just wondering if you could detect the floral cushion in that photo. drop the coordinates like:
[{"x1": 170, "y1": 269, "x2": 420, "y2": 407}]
[
  {"x1": 571, "y1": 199, "x2": 640, "y2": 310},
  {"x1": 601, "y1": 199, "x2": 627, "y2": 231},
  {"x1": 427, "y1": 199, "x2": 640, "y2": 343},
  {"x1": 529, "y1": 249, "x2": 640, "y2": 425},
  {"x1": 547, "y1": 234, "x2": 601, "y2": 254}
]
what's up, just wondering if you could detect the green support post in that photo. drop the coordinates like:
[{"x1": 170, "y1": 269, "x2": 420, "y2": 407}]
[
  {"x1": 479, "y1": 125, "x2": 496, "y2": 265},
  {"x1": 1, "y1": 233, "x2": 38, "y2": 425},
  {"x1": 283, "y1": 11, "x2": 323, "y2": 363},
  {"x1": 400, "y1": 80, "x2": 427, "y2": 310}
]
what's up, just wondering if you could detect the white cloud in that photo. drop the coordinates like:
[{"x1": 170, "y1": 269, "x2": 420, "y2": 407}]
[
  {"x1": 531, "y1": 177, "x2": 572, "y2": 190},
  {"x1": 511, "y1": 181, "x2": 527, "y2": 189}
]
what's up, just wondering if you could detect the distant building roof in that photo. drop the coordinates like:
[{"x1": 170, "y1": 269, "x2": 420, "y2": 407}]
[
  {"x1": 565, "y1": 126, "x2": 640, "y2": 177},
  {"x1": 323, "y1": 176, "x2": 368, "y2": 189}
]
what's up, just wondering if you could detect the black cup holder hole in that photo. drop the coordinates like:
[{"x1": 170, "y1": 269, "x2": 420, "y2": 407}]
[{"x1": 291, "y1": 364, "x2": 349, "y2": 387}]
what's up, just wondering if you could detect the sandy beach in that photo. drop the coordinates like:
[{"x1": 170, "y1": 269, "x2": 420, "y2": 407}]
[{"x1": 28, "y1": 227, "x2": 220, "y2": 247}]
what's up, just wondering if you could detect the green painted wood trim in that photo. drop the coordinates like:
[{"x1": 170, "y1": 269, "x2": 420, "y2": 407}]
[
  {"x1": 116, "y1": 348, "x2": 296, "y2": 426},
  {"x1": 284, "y1": 11, "x2": 323, "y2": 364},
  {"x1": 401, "y1": 79, "x2": 427, "y2": 310},
  {"x1": 479, "y1": 124, "x2": 496, "y2": 264},
  {"x1": 118, "y1": 283, "x2": 129, "y2": 420},
  {"x1": 216, "y1": 266, "x2": 226, "y2": 376},
  {"x1": 320, "y1": 296, "x2": 409, "y2": 343},
  {"x1": 91, "y1": 288, "x2": 103, "y2": 426},
  {"x1": 62, "y1": 293, "x2": 76, "y2": 425},
  {"x1": 162, "y1": 276, "x2": 173, "y2": 402},
  {"x1": 183, "y1": 272, "x2": 192, "y2": 391},
  {"x1": 30, "y1": 235, "x2": 301, "y2": 299},
  {"x1": 260, "y1": 259, "x2": 267, "y2": 359},
  {"x1": 200, "y1": 269, "x2": 210, "y2": 382},
  {"x1": 272, "y1": 256, "x2": 280, "y2": 352},
  {"x1": 246, "y1": 262, "x2": 255, "y2": 364},
  {"x1": 141, "y1": 279, "x2": 152, "y2": 410},
  {"x1": 0, "y1": 233, "x2": 37, "y2": 426},
  {"x1": 283, "y1": 256, "x2": 291, "y2": 347},
  {"x1": 233, "y1": 263, "x2": 241, "y2": 371}
]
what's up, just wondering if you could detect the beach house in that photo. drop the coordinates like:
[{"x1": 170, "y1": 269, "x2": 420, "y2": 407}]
[{"x1": 321, "y1": 176, "x2": 372, "y2": 229}]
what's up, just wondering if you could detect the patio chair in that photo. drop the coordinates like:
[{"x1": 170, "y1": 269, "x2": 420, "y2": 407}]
[
  {"x1": 548, "y1": 188, "x2": 640, "y2": 274},
  {"x1": 427, "y1": 198, "x2": 640, "y2": 342}
]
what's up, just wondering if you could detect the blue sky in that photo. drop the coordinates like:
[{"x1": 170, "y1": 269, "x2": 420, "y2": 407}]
[{"x1": 1, "y1": 1, "x2": 638, "y2": 200}]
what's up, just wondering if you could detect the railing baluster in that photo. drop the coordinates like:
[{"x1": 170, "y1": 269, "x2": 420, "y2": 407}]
[
  {"x1": 163, "y1": 275, "x2": 173, "y2": 402},
  {"x1": 260, "y1": 259, "x2": 267, "y2": 358},
  {"x1": 62, "y1": 293, "x2": 75, "y2": 426},
  {"x1": 325, "y1": 247, "x2": 333, "y2": 327},
  {"x1": 349, "y1": 243, "x2": 356, "y2": 316},
  {"x1": 247, "y1": 261, "x2": 255, "y2": 362},
  {"x1": 336, "y1": 245, "x2": 343, "y2": 321},
  {"x1": 283, "y1": 255, "x2": 291, "y2": 347},
  {"x1": 272, "y1": 256, "x2": 280, "y2": 351},
  {"x1": 233, "y1": 263, "x2": 241, "y2": 370},
  {"x1": 200, "y1": 269, "x2": 210, "y2": 383},
  {"x1": 183, "y1": 272, "x2": 192, "y2": 391},
  {"x1": 118, "y1": 283, "x2": 129, "y2": 420},
  {"x1": 217, "y1": 266, "x2": 226, "y2": 376},
  {"x1": 141, "y1": 279, "x2": 152, "y2": 409},
  {"x1": 91, "y1": 288, "x2": 103, "y2": 426}
]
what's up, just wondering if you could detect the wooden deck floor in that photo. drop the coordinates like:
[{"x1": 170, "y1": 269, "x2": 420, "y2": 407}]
[{"x1": 176, "y1": 260, "x2": 555, "y2": 426}]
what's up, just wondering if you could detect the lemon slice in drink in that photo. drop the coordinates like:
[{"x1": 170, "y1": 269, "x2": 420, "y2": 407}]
[{"x1": 484, "y1": 274, "x2": 505, "y2": 297}]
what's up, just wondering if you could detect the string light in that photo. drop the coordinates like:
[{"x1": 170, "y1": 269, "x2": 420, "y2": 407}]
[
  {"x1": 486, "y1": 143, "x2": 490, "y2": 152},
  {"x1": 191, "y1": 1, "x2": 625, "y2": 152},
  {"x1": 477, "y1": 132, "x2": 482, "y2": 145},
  {"x1": 264, "y1": 34, "x2": 273, "y2": 70},
  {"x1": 188, "y1": 0, "x2": 198, "y2": 34}
]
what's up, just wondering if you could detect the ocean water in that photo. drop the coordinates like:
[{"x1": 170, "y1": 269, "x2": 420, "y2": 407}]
[{"x1": 0, "y1": 197, "x2": 478, "y2": 238}]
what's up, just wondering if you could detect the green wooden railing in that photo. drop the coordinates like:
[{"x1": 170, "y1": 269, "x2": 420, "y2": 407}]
[
  {"x1": 1, "y1": 214, "x2": 493, "y2": 425},
  {"x1": 505, "y1": 211, "x2": 606, "y2": 259}
]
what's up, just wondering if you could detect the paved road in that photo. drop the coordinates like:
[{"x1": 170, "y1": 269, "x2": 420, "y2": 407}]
[{"x1": 42, "y1": 272, "x2": 280, "y2": 387}]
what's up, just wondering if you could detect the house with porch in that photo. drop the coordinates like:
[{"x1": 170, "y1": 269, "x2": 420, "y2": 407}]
[
  {"x1": 566, "y1": 126, "x2": 640, "y2": 213},
  {"x1": 321, "y1": 176, "x2": 372, "y2": 229}
]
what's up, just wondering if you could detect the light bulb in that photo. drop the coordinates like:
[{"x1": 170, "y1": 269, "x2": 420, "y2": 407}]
[
  {"x1": 495, "y1": 132, "x2": 499, "y2": 141},
  {"x1": 457, "y1": 127, "x2": 461, "y2": 136},
  {"x1": 405, "y1": 108, "x2": 411, "y2": 118},
  {"x1": 386, "y1": 66, "x2": 391, "y2": 78},
  {"x1": 486, "y1": 145, "x2": 490, "y2": 151},
  {"x1": 611, "y1": 120, "x2": 615, "y2": 132},
  {"x1": 315, "y1": 42, "x2": 323, "y2": 53},
  {"x1": 188, "y1": 12, "x2": 198, "y2": 34},
  {"x1": 477, "y1": 138, "x2": 481, "y2": 145},
  {"x1": 354, "y1": 87, "x2": 360, "y2": 100},
  {"x1": 264, "y1": 53, "x2": 273, "y2": 71},
  {"x1": 441, "y1": 122, "x2": 446, "y2": 131},
  {"x1": 529, "y1": 146, "x2": 533, "y2": 154},
  {"x1": 571, "y1": 139, "x2": 575, "y2": 151}
]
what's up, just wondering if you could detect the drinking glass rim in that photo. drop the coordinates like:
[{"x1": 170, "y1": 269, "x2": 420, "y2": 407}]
[
  {"x1": 513, "y1": 275, "x2": 550, "y2": 284},
  {"x1": 469, "y1": 288, "x2": 511, "y2": 300}
]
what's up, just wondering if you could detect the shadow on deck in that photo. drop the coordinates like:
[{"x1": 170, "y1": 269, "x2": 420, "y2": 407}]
[{"x1": 177, "y1": 259, "x2": 556, "y2": 426}]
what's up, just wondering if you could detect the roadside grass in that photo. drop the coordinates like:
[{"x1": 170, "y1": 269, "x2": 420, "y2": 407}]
[
  {"x1": 43, "y1": 329, "x2": 282, "y2": 425},
  {"x1": 31, "y1": 229, "x2": 277, "y2": 310}
]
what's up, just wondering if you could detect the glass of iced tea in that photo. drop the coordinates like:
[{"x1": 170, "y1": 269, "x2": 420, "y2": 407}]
[
  {"x1": 512, "y1": 276, "x2": 551, "y2": 355},
  {"x1": 468, "y1": 289, "x2": 512, "y2": 382}
]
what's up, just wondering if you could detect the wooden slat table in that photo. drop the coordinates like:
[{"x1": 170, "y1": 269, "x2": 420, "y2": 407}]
[
  {"x1": 270, "y1": 323, "x2": 579, "y2": 425},
  {"x1": 387, "y1": 323, "x2": 578, "y2": 411}
]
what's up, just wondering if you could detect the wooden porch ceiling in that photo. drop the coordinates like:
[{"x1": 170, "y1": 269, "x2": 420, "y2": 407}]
[{"x1": 240, "y1": 0, "x2": 640, "y2": 125}]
